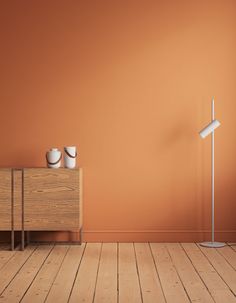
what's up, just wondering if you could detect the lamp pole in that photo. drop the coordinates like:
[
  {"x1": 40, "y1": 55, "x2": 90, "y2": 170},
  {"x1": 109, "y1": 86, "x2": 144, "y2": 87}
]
[
  {"x1": 200, "y1": 98, "x2": 225, "y2": 248},
  {"x1": 211, "y1": 99, "x2": 215, "y2": 243}
]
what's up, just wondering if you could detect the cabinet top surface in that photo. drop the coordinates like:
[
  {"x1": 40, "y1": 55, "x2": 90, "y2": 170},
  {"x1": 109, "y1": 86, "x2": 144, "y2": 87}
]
[{"x1": 0, "y1": 167, "x2": 81, "y2": 170}]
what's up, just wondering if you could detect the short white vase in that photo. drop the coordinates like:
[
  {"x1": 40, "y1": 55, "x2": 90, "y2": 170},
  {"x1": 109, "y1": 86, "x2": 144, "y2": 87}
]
[
  {"x1": 46, "y1": 148, "x2": 62, "y2": 168},
  {"x1": 64, "y1": 146, "x2": 77, "y2": 169}
]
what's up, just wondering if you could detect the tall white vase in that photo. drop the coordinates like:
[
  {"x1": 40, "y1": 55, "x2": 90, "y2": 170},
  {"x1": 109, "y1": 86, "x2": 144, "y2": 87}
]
[
  {"x1": 64, "y1": 146, "x2": 77, "y2": 168},
  {"x1": 46, "y1": 148, "x2": 62, "y2": 168}
]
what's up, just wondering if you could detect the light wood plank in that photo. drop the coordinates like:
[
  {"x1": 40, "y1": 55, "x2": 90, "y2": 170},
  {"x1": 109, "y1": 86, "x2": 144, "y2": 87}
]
[
  {"x1": 0, "y1": 245, "x2": 53, "y2": 303},
  {"x1": 21, "y1": 245, "x2": 69, "y2": 303},
  {"x1": 217, "y1": 246, "x2": 236, "y2": 270},
  {"x1": 167, "y1": 243, "x2": 214, "y2": 302},
  {"x1": 199, "y1": 244, "x2": 236, "y2": 295},
  {"x1": 0, "y1": 243, "x2": 234, "y2": 302},
  {"x1": 118, "y1": 243, "x2": 142, "y2": 303},
  {"x1": 0, "y1": 246, "x2": 36, "y2": 295},
  {"x1": 45, "y1": 244, "x2": 85, "y2": 303},
  {"x1": 0, "y1": 250, "x2": 16, "y2": 271},
  {"x1": 150, "y1": 243, "x2": 190, "y2": 303},
  {"x1": 134, "y1": 243, "x2": 165, "y2": 303},
  {"x1": 0, "y1": 169, "x2": 11, "y2": 230},
  {"x1": 13, "y1": 170, "x2": 23, "y2": 231},
  {"x1": 94, "y1": 243, "x2": 117, "y2": 303},
  {"x1": 24, "y1": 168, "x2": 81, "y2": 231},
  {"x1": 69, "y1": 243, "x2": 102, "y2": 303},
  {"x1": 232, "y1": 246, "x2": 236, "y2": 252},
  {"x1": 182, "y1": 243, "x2": 236, "y2": 303}
]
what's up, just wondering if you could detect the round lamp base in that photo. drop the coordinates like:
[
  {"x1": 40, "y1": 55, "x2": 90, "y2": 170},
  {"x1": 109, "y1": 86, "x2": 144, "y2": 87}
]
[{"x1": 199, "y1": 242, "x2": 226, "y2": 248}]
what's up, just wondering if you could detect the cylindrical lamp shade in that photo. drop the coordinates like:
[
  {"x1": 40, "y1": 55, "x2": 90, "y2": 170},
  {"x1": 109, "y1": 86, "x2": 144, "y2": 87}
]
[{"x1": 199, "y1": 119, "x2": 221, "y2": 138}]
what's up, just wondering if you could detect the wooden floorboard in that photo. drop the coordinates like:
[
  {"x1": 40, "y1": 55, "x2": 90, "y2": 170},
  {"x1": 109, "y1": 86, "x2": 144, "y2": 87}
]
[
  {"x1": 118, "y1": 243, "x2": 142, "y2": 303},
  {"x1": 217, "y1": 245, "x2": 236, "y2": 271},
  {"x1": 0, "y1": 245, "x2": 53, "y2": 303},
  {"x1": 182, "y1": 243, "x2": 236, "y2": 303},
  {"x1": 0, "y1": 243, "x2": 235, "y2": 303},
  {"x1": 69, "y1": 243, "x2": 102, "y2": 303},
  {"x1": 0, "y1": 249, "x2": 16, "y2": 272},
  {"x1": 198, "y1": 244, "x2": 236, "y2": 296},
  {"x1": 45, "y1": 244, "x2": 85, "y2": 303},
  {"x1": 229, "y1": 244, "x2": 236, "y2": 252},
  {"x1": 134, "y1": 243, "x2": 165, "y2": 303},
  {"x1": 21, "y1": 245, "x2": 69, "y2": 303},
  {"x1": 167, "y1": 243, "x2": 215, "y2": 302},
  {"x1": 0, "y1": 246, "x2": 36, "y2": 295},
  {"x1": 94, "y1": 243, "x2": 117, "y2": 303},
  {"x1": 150, "y1": 243, "x2": 190, "y2": 303}
]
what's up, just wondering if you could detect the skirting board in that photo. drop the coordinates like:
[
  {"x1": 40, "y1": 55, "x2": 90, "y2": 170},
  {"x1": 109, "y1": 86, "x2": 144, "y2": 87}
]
[
  {"x1": 83, "y1": 230, "x2": 236, "y2": 242},
  {"x1": 1, "y1": 230, "x2": 236, "y2": 243}
]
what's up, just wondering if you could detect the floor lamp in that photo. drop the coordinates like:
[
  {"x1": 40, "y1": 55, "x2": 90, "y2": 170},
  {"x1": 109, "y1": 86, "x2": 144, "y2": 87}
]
[{"x1": 199, "y1": 98, "x2": 226, "y2": 248}]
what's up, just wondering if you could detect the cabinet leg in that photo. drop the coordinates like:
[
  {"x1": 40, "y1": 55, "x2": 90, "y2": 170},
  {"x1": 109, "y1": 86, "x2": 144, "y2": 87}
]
[
  {"x1": 21, "y1": 231, "x2": 24, "y2": 251},
  {"x1": 11, "y1": 230, "x2": 14, "y2": 251},
  {"x1": 79, "y1": 227, "x2": 82, "y2": 245},
  {"x1": 21, "y1": 169, "x2": 24, "y2": 251}
]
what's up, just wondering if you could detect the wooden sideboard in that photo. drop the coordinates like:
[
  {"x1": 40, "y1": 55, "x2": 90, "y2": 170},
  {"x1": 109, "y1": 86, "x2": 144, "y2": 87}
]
[
  {"x1": 0, "y1": 168, "x2": 82, "y2": 250},
  {"x1": 0, "y1": 169, "x2": 12, "y2": 247}
]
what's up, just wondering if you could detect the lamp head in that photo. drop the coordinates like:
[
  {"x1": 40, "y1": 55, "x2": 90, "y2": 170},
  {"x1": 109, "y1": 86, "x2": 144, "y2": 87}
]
[{"x1": 199, "y1": 119, "x2": 221, "y2": 138}]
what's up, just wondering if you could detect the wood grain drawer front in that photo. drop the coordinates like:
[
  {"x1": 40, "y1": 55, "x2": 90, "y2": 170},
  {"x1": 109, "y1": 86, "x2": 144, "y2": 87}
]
[
  {"x1": 24, "y1": 168, "x2": 80, "y2": 231},
  {"x1": 0, "y1": 169, "x2": 11, "y2": 230},
  {"x1": 13, "y1": 170, "x2": 23, "y2": 230}
]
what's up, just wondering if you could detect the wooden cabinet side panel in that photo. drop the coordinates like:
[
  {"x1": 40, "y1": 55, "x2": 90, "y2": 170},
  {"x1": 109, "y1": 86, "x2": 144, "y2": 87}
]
[
  {"x1": 0, "y1": 169, "x2": 12, "y2": 230},
  {"x1": 24, "y1": 169, "x2": 80, "y2": 231},
  {"x1": 13, "y1": 170, "x2": 22, "y2": 231}
]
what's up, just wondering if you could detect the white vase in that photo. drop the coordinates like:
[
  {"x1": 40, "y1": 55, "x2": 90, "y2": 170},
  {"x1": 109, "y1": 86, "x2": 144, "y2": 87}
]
[
  {"x1": 64, "y1": 146, "x2": 77, "y2": 168},
  {"x1": 46, "y1": 148, "x2": 62, "y2": 168}
]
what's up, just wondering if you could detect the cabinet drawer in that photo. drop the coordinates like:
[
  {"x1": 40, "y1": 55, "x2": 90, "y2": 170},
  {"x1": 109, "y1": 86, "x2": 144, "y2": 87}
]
[{"x1": 24, "y1": 168, "x2": 80, "y2": 231}]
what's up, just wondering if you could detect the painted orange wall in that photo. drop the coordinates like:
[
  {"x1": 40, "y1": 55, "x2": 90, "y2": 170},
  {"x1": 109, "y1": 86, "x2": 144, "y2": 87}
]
[{"x1": 0, "y1": 0, "x2": 235, "y2": 242}]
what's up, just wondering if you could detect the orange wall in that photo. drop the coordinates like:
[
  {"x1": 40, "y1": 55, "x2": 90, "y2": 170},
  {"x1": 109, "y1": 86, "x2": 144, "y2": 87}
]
[{"x1": 0, "y1": 0, "x2": 236, "y2": 242}]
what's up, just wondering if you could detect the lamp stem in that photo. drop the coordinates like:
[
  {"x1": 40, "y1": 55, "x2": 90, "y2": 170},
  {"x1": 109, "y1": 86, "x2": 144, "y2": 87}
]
[
  {"x1": 212, "y1": 98, "x2": 215, "y2": 242},
  {"x1": 200, "y1": 98, "x2": 225, "y2": 248}
]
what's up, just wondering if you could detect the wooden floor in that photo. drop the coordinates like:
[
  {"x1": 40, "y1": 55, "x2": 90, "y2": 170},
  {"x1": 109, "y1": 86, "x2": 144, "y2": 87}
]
[{"x1": 0, "y1": 243, "x2": 235, "y2": 303}]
